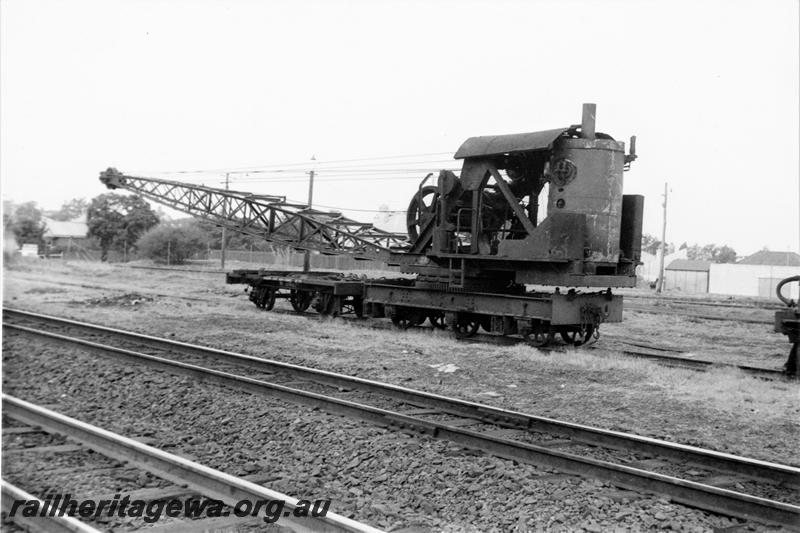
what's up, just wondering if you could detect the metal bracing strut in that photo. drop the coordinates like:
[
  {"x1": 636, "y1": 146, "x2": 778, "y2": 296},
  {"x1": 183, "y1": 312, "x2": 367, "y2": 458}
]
[{"x1": 99, "y1": 168, "x2": 409, "y2": 260}]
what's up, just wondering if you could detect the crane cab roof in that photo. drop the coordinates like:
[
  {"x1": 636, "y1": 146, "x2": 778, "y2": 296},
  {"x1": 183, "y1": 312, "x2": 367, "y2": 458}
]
[{"x1": 453, "y1": 128, "x2": 568, "y2": 159}]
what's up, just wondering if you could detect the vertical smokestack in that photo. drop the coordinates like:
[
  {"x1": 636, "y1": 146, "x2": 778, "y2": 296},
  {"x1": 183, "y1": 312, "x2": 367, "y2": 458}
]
[{"x1": 581, "y1": 103, "x2": 596, "y2": 140}]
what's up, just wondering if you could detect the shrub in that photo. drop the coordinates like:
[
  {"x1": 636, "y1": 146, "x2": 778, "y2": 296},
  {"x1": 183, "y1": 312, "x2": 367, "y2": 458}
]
[{"x1": 136, "y1": 220, "x2": 209, "y2": 264}]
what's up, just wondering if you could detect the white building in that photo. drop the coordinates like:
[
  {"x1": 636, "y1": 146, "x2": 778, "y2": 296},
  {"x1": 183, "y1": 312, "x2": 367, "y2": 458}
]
[
  {"x1": 664, "y1": 259, "x2": 710, "y2": 293},
  {"x1": 638, "y1": 249, "x2": 688, "y2": 283},
  {"x1": 709, "y1": 251, "x2": 800, "y2": 299}
]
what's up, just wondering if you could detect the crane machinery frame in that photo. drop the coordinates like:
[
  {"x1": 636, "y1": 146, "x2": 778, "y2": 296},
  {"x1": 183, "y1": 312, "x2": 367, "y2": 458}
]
[
  {"x1": 99, "y1": 104, "x2": 643, "y2": 346},
  {"x1": 775, "y1": 276, "x2": 799, "y2": 374}
]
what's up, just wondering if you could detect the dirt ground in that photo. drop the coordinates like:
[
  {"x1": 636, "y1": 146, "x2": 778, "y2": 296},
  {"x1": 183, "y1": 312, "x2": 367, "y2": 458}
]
[{"x1": 1, "y1": 258, "x2": 798, "y2": 531}]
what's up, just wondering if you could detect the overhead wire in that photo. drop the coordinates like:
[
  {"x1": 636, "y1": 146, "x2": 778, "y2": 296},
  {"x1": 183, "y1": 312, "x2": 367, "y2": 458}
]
[
  {"x1": 222, "y1": 169, "x2": 455, "y2": 181},
  {"x1": 130, "y1": 151, "x2": 455, "y2": 175},
  {"x1": 285, "y1": 199, "x2": 407, "y2": 213},
  {"x1": 125, "y1": 152, "x2": 458, "y2": 215},
  {"x1": 137, "y1": 163, "x2": 456, "y2": 180},
  {"x1": 229, "y1": 175, "x2": 436, "y2": 184}
]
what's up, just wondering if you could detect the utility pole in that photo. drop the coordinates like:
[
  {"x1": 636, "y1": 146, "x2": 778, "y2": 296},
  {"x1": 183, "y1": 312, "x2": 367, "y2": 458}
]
[
  {"x1": 303, "y1": 156, "x2": 316, "y2": 272},
  {"x1": 656, "y1": 182, "x2": 668, "y2": 293},
  {"x1": 221, "y1": 172, "x2": 230, "y2": 269}
]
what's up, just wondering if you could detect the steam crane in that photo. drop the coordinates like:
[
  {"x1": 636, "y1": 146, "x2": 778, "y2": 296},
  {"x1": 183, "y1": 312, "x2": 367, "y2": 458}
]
[{"x1": 99, "y1": 103, "x2": 643, "y2": 346}]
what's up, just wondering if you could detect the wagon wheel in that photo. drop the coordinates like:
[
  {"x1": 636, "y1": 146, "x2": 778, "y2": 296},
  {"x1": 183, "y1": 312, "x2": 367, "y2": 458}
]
[
  {"x1": 428, "y1": 312, "x2": 446, "y2": 329},
  {"x1": 391, "y1": 310, "x2": 425, "y2": 330},
  {"x1": 560, "y1": 325, "x2": 598, "y2": 346},
  {"x1": 351, "y1": 297, "x2": 364, "y2": 318},
  {"x1": 314, "y1": 293, "x2": 341, "y2": 317},
  {"x1": 260, "y1": 288, "x2": 276, "y2": 311},
  {"x1": 249, "y1": 286, "x2": 264, "y2": 308},
  {"x1": 582, "y1": 325, "x2": 599, "y2": 346},
  {"x1": 406, "y1": 185, "x2": 439, "y2": 242},
  {"x1": 391, "y1": 315, "x2": 413, "y2": 329},
  {"x1": 559, "y1": 326, "x2": 590, "y2": 346},
  {"x1": 341, "y1": 297, "x2": 364, "y2": 318},
  {"x1": 454, "y1": 315, "x2": 480, "y2": 338},
  {"x1": 525, "y1": 322, "x2": 554, "y2": 347},
  {"x1": 525, "y1": 330, "x2": 555, "y2": 348},
  {"x1": 312, "y1": 293, "x2": 328, "y2": 315},
  {"x1": 289, "y1": 290, "x2": 312, "y2": 313},
  {"x1": 558, "y1": 327, "x2": 580, "y2": 346}
]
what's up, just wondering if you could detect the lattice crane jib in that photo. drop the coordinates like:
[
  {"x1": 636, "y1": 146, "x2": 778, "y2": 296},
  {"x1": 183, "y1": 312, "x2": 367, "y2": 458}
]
[{"x1": 98, "y1": 169, "x2": 410, "y2": 260}]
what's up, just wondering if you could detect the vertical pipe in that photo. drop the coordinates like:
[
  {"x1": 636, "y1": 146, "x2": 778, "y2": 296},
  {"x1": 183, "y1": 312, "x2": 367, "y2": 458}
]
[
  {"x1": 303, "y1": 167, "x2": 315, "y2": 272},
  {"x1": 221, "y1": 173, "x2": 229, "y2": 269},
  {"x1": 656, "y1": 182, "x2": 668, "y2": 293},
  {"x1": 581, "y1": 103, "x2": 596, "y2": 140}
]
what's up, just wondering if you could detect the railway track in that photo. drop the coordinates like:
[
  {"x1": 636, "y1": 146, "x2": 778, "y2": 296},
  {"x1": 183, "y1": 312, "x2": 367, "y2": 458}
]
[
  {"x1": 2, "y1": 478, "x2": 103, "y2": 533},
  {"x1": 4, "y1": 298, "x2": 789, "y2": 380},
  {"x1": 3, "y1": 308, "x2": 799, "y2": 529},
  {"x1": 2, "y1": 395, "x2": 381, "y2": 532},
  {"x1": 608, "y1": 344, "x2": 789, "y2": 380},
  {"x1": 463, "y1": 331, "x2": 788, "y2": 379},
  {"x1": 9, "y1": 267, "x2": 791, "y2": 379},
  {"x1": 459, "y1": 330, "x2": 788, "y2": 379},
  {"x1": 625, "y1": 295, "x2": 782, "y2": 311},
  {"x1": 623, "y1": 303, "x2": 773, "y2": 325}
]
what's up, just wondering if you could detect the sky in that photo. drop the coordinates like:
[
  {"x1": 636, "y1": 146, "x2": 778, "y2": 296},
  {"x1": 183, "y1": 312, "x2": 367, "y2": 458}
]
[{"x1": 1, "y1": 0, "x2": 798, "y2": 257}]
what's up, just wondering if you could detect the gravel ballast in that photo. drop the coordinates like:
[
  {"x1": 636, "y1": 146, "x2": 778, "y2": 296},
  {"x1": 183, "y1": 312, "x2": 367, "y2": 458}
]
[
  {"x1": 2, "y1": 333, "x2": 774, "y2": 532},
  {"x1": 3, "y1": 260, "x2": 796, "y2": 531}
]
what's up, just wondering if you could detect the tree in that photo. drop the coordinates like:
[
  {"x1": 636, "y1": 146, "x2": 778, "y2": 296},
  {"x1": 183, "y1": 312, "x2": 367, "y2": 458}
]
[
  {"x1": 641, "y1": 233, "x2": 674, "y2": 256},
  {"x1": 195, "y1": 218, "x2": 273, "y2": 251},
  {"x1": 713, "y1": 245, "x2": 737, "y2": 263},
  {"x1": 87, "y1": 193, "x2": 159, "y2": 261},
  {"x1": 4, "y1": 201, "x2": 46, "y2": 247},
  {"x1": 685, "y1": 243, "x2": 737, "y2": 263},
  {"x1": 137, "y1": 219, "x2": 208, "y2": 264},
  {"x1": 50, "y1": 198, "x2": 89, "y2": 221}
]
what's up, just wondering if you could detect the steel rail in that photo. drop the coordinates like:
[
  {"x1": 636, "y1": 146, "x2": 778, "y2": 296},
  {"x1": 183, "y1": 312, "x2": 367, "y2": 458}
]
[
  {"x1": 1, "y1": 479, "x2": 103, "y2": 533},
  {"x1": 4, "y1": 322, "x2": 800, "y2": 527},
  {"x1": 5, "y1": 306, "x2": 785, "y2": 380},
  {"x1": 624, "y1": 295, "x2": 782, "y2": 311},
  {"x1": 3, "y1": 308, "x2": 796, "y2": 485},
  {"x1": 624, "y1": 304, "x2": 773, "y2": 325},
  {"x1": 2, "y1": 395, "x2": 383, "y2": 533},
  {"x1": 614, "y1": 349, "x2": 787, "y2": 379}
]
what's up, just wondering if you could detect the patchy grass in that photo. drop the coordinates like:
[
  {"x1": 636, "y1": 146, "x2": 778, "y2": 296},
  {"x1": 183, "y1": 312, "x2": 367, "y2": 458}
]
[
  {"x1": 504, "y1": 344, "x2": 796, "y2": 423},
  {"x1": 3, "y1": 260, "x2": 798, "y2": 464},
  {"x1": 603, "y1": 309, "x2": 786, "y2": 367}
]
